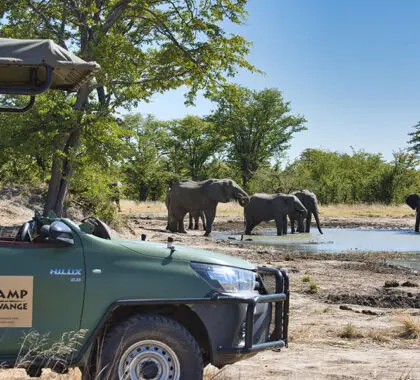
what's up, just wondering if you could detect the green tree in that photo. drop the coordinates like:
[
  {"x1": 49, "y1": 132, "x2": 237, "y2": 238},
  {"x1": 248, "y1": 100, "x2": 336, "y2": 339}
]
[
  {"x1": 278, "y1": 148, "x2": 420, "y2": 205},
  {"x1": 1, "y1": 0, "x2": 257, "y2": 215},
  {"x1": 407, "y1": 121, "x2": 420, "y2": 155},
  {"x1": 0, "y1": 92, "x2": 75, "y2": 185},
  {"x1": 164, "y1": 115, "x2": 223, "y2": 180},
  {"x1": 0, "y1": 92, "x2": 133, "y2": 220},
  {"x1": 377, "y1": 151, "x2": 419, "y2": 204},
  {"x1": 208, "y1": 85, "x2": 306, "y2": 188},
  {"x1": 122, "y1": 114, "x2": 174, "y2": 201}
]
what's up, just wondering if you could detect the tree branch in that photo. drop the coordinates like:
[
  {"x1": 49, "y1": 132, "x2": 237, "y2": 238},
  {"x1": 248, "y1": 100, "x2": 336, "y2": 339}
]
[
  {"x1": 101, "y1": 0, "x2": 132, "y2": 35},
  {"x1": 25, "y1": 0, "x2": 62, "y2": 43},
  {"x1": 144, "y1": 7, "x2": 200, "y2": 66}
]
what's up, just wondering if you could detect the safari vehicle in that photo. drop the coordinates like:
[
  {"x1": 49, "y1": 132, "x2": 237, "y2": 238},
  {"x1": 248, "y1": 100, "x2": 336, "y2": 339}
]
[{"x1": 0, "y1": 38, "x2": 289, "y2": 380}]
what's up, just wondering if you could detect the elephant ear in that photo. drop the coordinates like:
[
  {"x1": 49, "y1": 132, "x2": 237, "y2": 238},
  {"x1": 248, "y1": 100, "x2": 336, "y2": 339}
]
[{"x1": 207, "y1": 181, "x2": 230, "y2": 203}]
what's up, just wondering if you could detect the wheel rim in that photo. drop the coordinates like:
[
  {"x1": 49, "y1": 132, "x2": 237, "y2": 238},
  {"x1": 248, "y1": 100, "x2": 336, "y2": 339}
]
[{"x1": 118, "y1": 340, "x2": 181, "y2": 380}]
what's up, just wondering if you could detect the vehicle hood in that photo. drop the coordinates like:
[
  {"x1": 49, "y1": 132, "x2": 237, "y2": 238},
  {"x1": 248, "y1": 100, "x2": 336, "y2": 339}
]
[{"x1": 116, "y1": 240, "x2": 255, "y2": 270}]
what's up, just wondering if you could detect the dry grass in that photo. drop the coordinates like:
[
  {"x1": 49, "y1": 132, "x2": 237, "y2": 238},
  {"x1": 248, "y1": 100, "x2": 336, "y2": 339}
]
[
  {"x1": 0, "y1": 369, "x2": 80, "y2": 379},
  {"x1": 320, "y1": 203, "x2": 412, "y2": 218},
  {"x1": 0, "y1": 329, "x2": 86, "y2": 380},
  {"x1": 120, "y1": 199, "x2": 244, "y2": 217},
  {"x1": 366, "y1": 328, "x2": 391, "y2": 343},
  {"x1": 120, "y1": 200, "x2": 413, "y2": 219},
  {"x1": 396, "y1": 315, "x2": 420, "y2": 339},
  {"x1": 307, "y1": 279, "x2": 318, "y2": 293},
  {"x1": 339, "y1": 323, "x2": 363, "y2": 339}
]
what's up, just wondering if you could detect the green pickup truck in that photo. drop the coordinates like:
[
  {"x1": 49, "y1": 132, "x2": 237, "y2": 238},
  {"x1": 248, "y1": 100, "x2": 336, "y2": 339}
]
[
  {"x1": 0, "y1": 38, "x2": 289, "y2": 380},
  {"x1": 0, "y1": 215, "x2": 289, "y2": 379}
]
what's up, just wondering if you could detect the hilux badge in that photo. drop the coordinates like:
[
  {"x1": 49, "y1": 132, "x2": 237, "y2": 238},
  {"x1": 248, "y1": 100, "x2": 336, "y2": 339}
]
[{"x1": 49, "y1": 269, "x2": 82, "y2": 276}]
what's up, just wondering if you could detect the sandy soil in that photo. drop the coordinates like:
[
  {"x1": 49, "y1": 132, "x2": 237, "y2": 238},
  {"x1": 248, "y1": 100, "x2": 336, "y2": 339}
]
[{"x1": 1, "y1": 203, "x2": 420, "y2": 380}]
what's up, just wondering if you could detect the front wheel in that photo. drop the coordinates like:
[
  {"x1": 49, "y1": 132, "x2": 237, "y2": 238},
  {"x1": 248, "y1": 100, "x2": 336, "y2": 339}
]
[{"x1": 97, "y1": 314, "x2": 203, "y2": 380}]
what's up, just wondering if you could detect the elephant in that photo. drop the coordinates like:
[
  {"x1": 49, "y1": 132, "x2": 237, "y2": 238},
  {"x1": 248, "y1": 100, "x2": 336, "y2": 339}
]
[
  {"x1": 165, "y1": 192, "x2": 206, "y2": 231},
  {"x1": 166, "y1": 179, "x2": 249, "y2": 236},
  {"x1": 244, "y1": 193, "x2": 307, "y2": 236},
  {"x1": 289, "y1": 190, "x2": 323, "y2": 234},
  {"x1": 405, "y1": 193, "x2": 420, "y2": 232},
  {"x1": 188, "y1": 210, "x2": 206, "y2": 230}
]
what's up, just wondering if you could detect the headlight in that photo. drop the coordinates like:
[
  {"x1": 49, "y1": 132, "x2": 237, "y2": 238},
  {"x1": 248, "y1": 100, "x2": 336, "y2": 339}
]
[{"x1": 191, "y1": 262, "x2": 256, "y2": 293}]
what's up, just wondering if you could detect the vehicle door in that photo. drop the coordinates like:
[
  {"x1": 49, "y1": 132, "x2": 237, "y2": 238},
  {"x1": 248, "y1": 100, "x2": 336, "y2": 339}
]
[{"x1": 0, "y1": 223, "x2": 85, "y2": 356}]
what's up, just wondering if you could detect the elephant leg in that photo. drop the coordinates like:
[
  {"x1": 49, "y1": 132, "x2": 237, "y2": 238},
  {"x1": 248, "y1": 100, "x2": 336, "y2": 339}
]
[
  {"x1": 201, "y1": 212, "x2": 207, "y2": 231},
  {"x1": 245, "y1": 220, "x2": 256, "y2": 235},
  {"x1": 289, "y1": 215, "x2": 296, "y2": 234},
  {"x1": 188, "y1": 213, "x2": 193, "y2": 230},
  {"x1": 282, "y1": 215, "x2": 288, "y2": 235},
  {"x1": 305, "y1": 213, "x2": 312, "y2": 233},
  {"x1": 194, "y1": 214, "x2": 200, "y2": 230},
  {"x1": 167, "y1": 218, "x2": 178, "y2": 233},
  {"x1": 275, "y1": 217, "x2": 284, "y2": 236},
  {"x1": 178, "y1": 219, "x2": 187, "y2": 233},
  {"x1": 204, "y1": 207, "x2": 216, "y2": 236},
  {"x1": 176, "y1": 212, "x2": 187, "y2": 233},
  {"x1": 297, "y1": 214, "x2": 305, "y2": 233},
  {"x1": 415, "y1": 209, "x2": 420, "y2": 232}
]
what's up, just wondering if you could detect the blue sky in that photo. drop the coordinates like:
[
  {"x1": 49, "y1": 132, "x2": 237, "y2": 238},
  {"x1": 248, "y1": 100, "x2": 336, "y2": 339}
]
[{"x1": 135, "y1": 0, "x2": 420, "y2": 163}]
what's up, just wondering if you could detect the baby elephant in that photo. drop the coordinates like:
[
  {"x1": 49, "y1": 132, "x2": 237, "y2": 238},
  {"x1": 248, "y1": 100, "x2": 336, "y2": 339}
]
[
  {"x1": 244, "y1": 193, "x2": 307, "y2": 236},
  {"x1": 188, "y1": 211, "x2": 206, "y2": 230}
]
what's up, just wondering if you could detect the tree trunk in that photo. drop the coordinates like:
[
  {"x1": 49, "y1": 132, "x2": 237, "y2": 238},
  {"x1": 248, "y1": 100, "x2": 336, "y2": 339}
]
[
  {"x1": 43, "y1": 128, "x2": 81, "y2": 216},
  {"x1": 43, "y1": 133, "x2": 69, "y2": 216},
  {"x1": 43, "y1": 86, "x2": 89, "y2": 216}
]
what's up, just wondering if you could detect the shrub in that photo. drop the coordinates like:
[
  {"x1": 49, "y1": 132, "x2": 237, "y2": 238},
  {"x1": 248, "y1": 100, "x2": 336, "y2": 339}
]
[
  {"x1": 397, "y1": 315, "x2": 420, "y2": 339},
  {"x1": 308, "y1": 279, "x2": 318, "y2": 293},
  {"x1": 340, "y1": 323, "x2": 362, "y2": 339},
  {"x1": 301, "y1": 274, "x2": 311, "y2": 282}
]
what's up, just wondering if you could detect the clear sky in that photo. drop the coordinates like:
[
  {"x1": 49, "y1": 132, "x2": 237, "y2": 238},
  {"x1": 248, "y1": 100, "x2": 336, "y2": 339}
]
[{"x1": 134, "y1": 0, "x2": 420, "y2": 163}]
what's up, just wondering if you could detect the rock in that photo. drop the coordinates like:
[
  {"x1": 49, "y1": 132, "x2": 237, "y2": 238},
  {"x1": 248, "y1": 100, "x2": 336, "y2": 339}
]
[
  {"x1": 339, "y1": 305, "x2": 353, "y2": 311},
  {"x1": 401, "y1": 280, "x2": 418, "y2": 287},
  {"x1": 362, "y1": 309, "x2": 380, "y2": 316},
  {"x1": 384, "y1": 280, "x2": 399, "y2": 288}
]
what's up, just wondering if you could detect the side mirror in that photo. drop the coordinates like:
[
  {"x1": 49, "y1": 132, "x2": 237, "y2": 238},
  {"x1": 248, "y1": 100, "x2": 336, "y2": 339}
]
[{"x1": 49, "y1": 221, "x2": 74, "y2": 245}]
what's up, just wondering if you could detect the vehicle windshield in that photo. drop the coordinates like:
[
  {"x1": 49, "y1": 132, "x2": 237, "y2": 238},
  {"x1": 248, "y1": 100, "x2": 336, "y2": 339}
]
[
  {"x1": 24, "y1": 215, "x2": 114, "y2": 242},
  {"x1": 78, "y1": 217, "x2": 112, "y2": 240}
]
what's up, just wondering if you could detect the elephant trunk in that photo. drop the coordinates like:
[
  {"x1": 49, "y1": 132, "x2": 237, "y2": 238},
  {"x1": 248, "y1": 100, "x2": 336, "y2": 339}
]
[{"x1": 314, "y1": 210, "x2": 323, "y2": 234}]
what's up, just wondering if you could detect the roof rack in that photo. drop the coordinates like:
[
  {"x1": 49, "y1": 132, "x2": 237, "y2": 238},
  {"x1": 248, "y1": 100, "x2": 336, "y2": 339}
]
[{"x1": 0, "y1": 38, "x2": 100, "y2": 112}]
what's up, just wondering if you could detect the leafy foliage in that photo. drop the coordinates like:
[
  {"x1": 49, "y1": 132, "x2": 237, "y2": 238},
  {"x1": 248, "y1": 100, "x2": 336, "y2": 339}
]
[
  {"x1": 407, "y1": 121, "x2": 420, "y2": 156},
  {"x1": 208, "y1": 85, "x2": 306, "y2": 188},
  {"x1": 164, "y1": 115, "x2": 224, "y2": 180},
  {"x1": 0, "y1": 0, "x2": 258, "y2": 215},
  {"x1": 279, "y1": 149, "x2": 420, "y2": 205},
  {"x1": 122, "y1": 114, "x2": 175, "y2": 201}
]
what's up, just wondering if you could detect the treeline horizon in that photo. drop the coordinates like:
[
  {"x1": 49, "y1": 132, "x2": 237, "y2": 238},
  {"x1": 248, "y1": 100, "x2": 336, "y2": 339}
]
[{"x1": 1, "y1": 91, "x2": 419, "y2": 223}]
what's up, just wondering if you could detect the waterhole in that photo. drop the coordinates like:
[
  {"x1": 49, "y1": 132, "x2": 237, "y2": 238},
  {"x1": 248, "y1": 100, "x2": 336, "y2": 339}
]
[{"x1": 215, "y1": 228, "x2": 420, "y2": 270}]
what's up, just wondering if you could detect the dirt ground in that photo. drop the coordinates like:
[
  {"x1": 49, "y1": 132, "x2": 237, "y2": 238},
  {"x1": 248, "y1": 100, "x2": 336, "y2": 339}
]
[{"x1": 1, "y1": 199, "x2": 419, "y2": 380}]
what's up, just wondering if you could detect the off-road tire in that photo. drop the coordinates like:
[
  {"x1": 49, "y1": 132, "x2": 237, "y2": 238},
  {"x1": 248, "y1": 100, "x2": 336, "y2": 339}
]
[{"x1": 96, "y1": 313, "x2": 203, "y2": 380}]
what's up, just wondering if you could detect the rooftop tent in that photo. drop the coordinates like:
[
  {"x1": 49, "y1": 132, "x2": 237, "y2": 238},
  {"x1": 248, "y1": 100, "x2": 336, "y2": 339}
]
[{"x1": 0, "y1": 38, "x2": 100, "y2": 112}]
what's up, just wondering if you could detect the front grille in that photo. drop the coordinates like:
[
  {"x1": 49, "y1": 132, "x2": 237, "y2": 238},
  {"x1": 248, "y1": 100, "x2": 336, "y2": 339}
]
[
  {"x1": 256, "y1": 271, "x2": 277, "y2": 336},
  {"x1": 257, "y1": 271, "x2": 277, "y2": 295}
]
